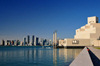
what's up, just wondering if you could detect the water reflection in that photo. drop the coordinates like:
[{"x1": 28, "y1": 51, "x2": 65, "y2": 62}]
[
  {"x1": 53, "y1": 48, "x2": 83, "y2": 66},
  {"x1": 53, "y1": 49, "x2": 57, "y2": 66},
  {"x1": 0, "y1": 47, "x2": 83, "y2": 66}
]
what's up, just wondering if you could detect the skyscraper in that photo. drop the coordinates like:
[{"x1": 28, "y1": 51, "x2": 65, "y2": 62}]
[
  {"x1": 32, "y1": 35, "x2": 34, "y2": 46},
  {"x1": 53, "y1": 32, "x2": 55, "y2": 45},
  {"x1": 36, "y1": 37, "x2": 39, "y2": 45},
  {"x1": 11, "y1": 40, "x2": 14, "y2": 46},
  {"x1": 1, "y1": 40, "x2": 5, "y2": 46},
  {"x1": 43, "y1": 39, "x2": 46, "y2": 46},
  {"x1": 16, "y1": 40, "x2": 20, "y2": 46},
  {"x1": 23, "y1": 37, "x2": 26, "y2": 45},
  {"x1": 53, "y1": 31, "x2": 57, "y2": 47},
  {"x1": 7, "y1": 40, "x2": 11, "y2": 46},
  {"x1": 27, "y1": 35, "x2": 30, "y2": 44},
  {"x1": 55, "y1": 32, "x2": 57, "y2": 45}
]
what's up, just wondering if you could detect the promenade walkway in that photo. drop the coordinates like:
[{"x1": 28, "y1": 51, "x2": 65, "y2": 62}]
[
  {"x1": 88, "y1": 47, "x2": 100, "y2": 59},
  {"x1": 70, "y1": 47, "x2": 93, "y2": 66},
  {"x1": 88, "y1": 47, "x2": 100, "y2": 66},
  {"x1": 70, "y1": 47, "x2": 100, "y2": 66}
]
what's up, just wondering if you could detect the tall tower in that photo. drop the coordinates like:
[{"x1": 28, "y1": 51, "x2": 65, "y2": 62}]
[
  {"x1": 53, "y1": 31, "x2": 57, "y2": 47},
  {"x1": 34, "y1": 37, "x2": 36, "y2": 46},
  {"x1": 27, "y1": 35, "x2": 30, "y2": 44},
  {"x1": 23, "y1": 37, "x2": 26, "y2": 45},
  {"x1": 1, "y1": 40, "x2": 5, "y2": 46},
  {"x1": 36, "y1": 37, "x2": 39, "y2": 45},
  {"x1": 53, "y1": 32, "x2": 55, "y2": 45},
  {"x1": 55, "y1": 31, "x2": 57, "y2": 45},
  {"x1": 32, "y1": 35, "x2": 34, "y2": 46}
]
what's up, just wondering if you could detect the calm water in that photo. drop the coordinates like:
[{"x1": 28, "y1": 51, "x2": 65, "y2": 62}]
[{"x1": 0, "y1": 46, "x2": 83, "y2": 66}]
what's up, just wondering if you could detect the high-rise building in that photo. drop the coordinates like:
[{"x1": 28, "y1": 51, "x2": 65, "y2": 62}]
[
  {"x1": 13, "y1": 40, "x2": 16, "y2": 46},
  {"x1": 27, "y1": 35, "x2": 30, "y2": 44},
  {"x1": 7, "y1": 40, "x2": 11, "y2": 46},
  {"x1": 23, "y1": 37, "x2": 27, "y2": 45},
  {"x1": 43, "y1": 39, "x2": 46, "y2": 46},
  {"x1": 32, "y1": 35, "x2": 34, "y2": 46},
  {"x1": 53, "y1": 31, "x2": 57, "y2": 46},
  {"x1": 16, "y1": 40, "x2": 20, "y2": 46},
  {"x1": 53, "y1": 32, "x2": 55, "y2": 45},
  {"x1": 39, "y1": 38, "x2": 44, "y2": 46},
  {"x1": 11, "y1": 40, "x2": 14, "y2": 46},
  {"x1": 36, "y1": 37, "x2": 39, "y2": 45},
  {"x1": 55, "y1": 32, "x2": 57, "y2": 45},
  {"x1": 1, "y1": 40, "x2": 5, "y2": 46}
]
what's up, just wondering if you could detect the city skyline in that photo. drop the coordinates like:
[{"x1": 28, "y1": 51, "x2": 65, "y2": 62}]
[
  {"x1": 1, "y1": 0, "x2": 100, "y2": 43},
  {"x1": 1, "y1": 34, "x2": 51, "y2": 46}
]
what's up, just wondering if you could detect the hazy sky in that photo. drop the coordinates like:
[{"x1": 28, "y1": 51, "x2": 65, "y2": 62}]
[{"x1": 0, "y1": 0, "x2": 100, "y2": 42}]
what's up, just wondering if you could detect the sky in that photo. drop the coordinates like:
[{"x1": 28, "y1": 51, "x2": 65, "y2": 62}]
[{"x1": 0, "y1": 0, "x2": 100, "y2": 42}]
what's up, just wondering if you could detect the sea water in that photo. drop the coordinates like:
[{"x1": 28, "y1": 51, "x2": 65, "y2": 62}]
[{"x1": 0, "y1": 46, "x2": 83, "y2": 66}]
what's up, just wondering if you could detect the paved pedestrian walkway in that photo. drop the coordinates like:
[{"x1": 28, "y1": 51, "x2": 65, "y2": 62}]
[
  {"x1": 70, "y1": 47, "x2": 93, "y2": 66},
  {"x1": 88, "y1": 47, "x2": 100, "y2": 59}
]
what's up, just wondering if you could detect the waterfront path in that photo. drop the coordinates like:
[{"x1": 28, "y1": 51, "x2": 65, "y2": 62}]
[
  {"x1": 88, "y1": 47, "x2": 100, "y2": 66},
  {"x1": 70, "y1": 47, "x2": 93, "y2": 66},
  {"x1": 88, "y1": 47, "x2": 100, "y2": 59},
  {"x1": 70, "y1": 47, "x2": 100, "y2": 66}
]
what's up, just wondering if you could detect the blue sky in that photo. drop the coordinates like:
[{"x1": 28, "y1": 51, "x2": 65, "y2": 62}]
[{"x1": 0, "y1": 0, "x2": 100, "y2": 42}]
